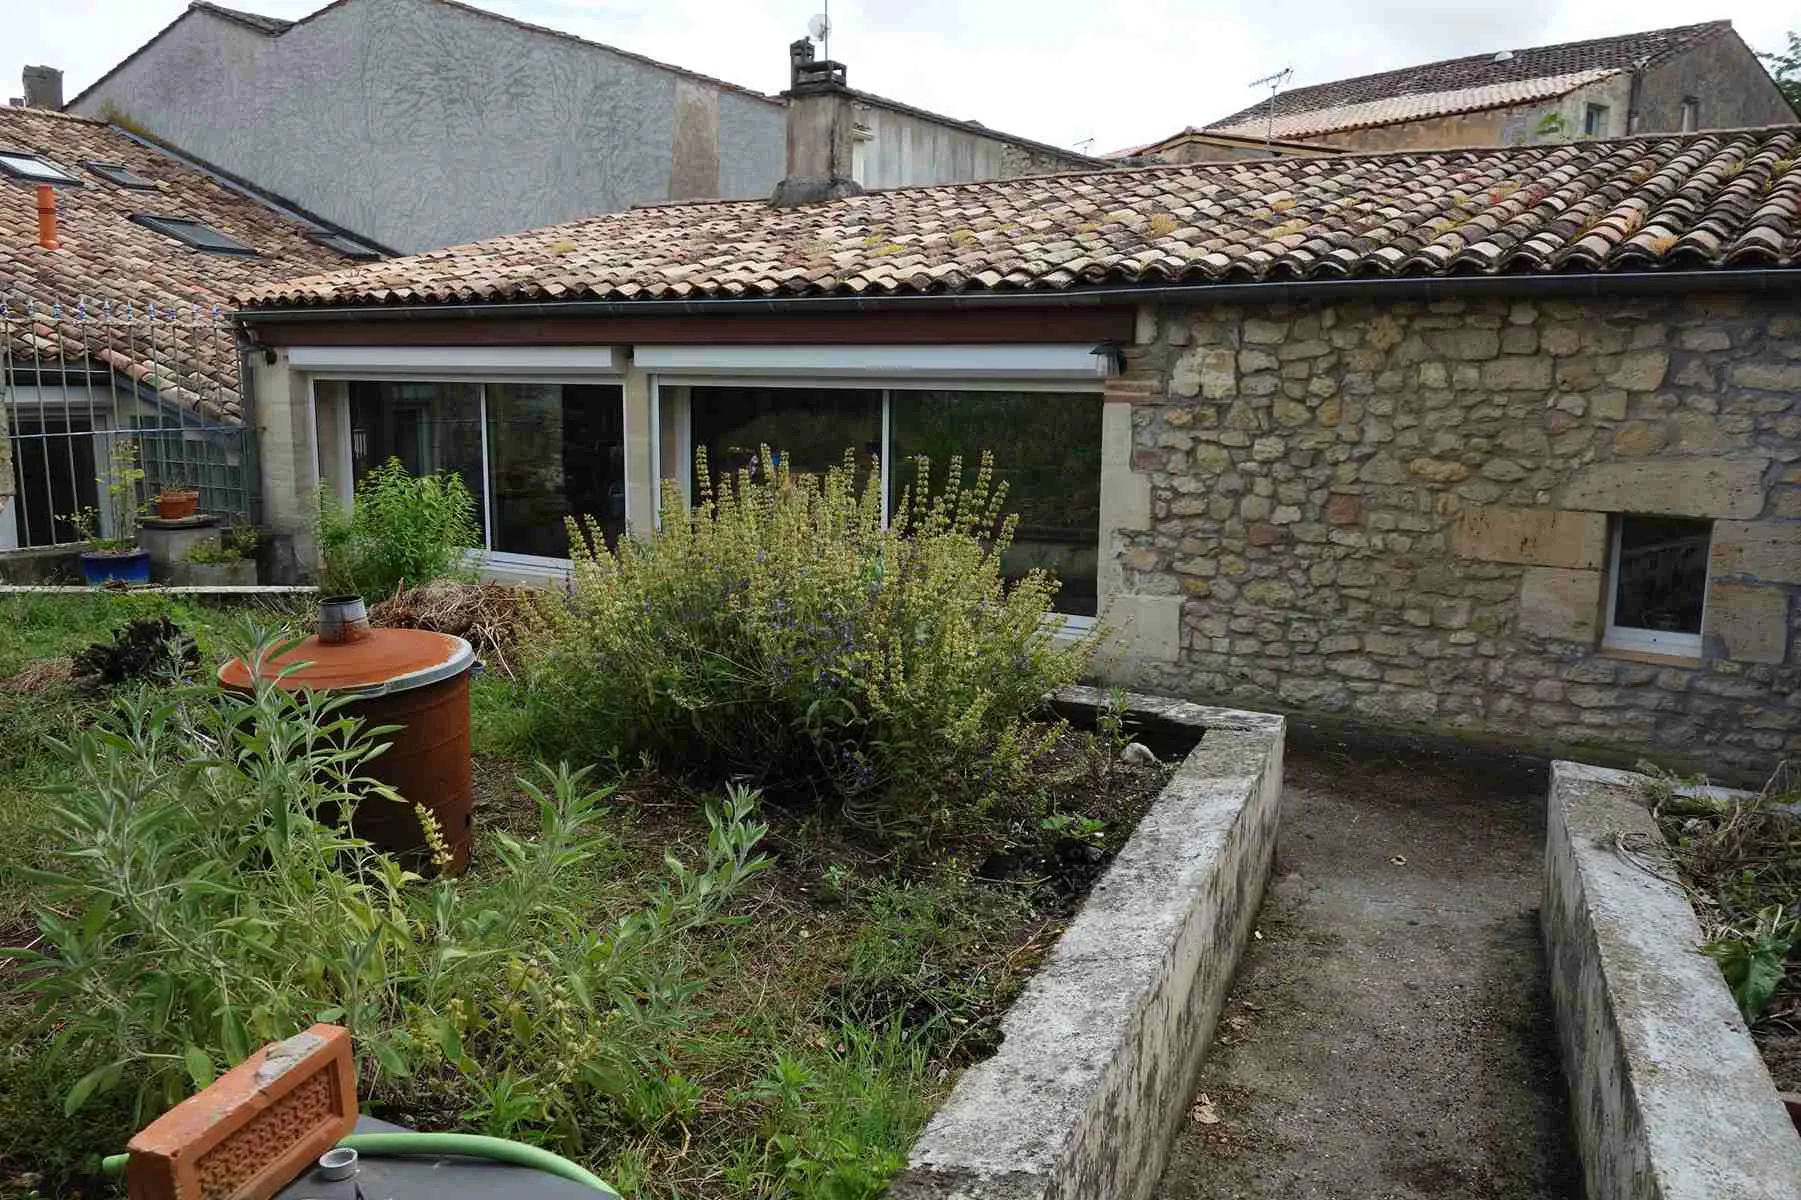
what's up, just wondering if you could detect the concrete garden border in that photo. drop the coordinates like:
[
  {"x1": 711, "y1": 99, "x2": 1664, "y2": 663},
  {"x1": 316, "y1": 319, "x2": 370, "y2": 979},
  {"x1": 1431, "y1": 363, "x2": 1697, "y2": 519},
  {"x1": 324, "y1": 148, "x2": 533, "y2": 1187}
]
[
  {"x1": 890, "y1": 686, "x2": 1285, "y2": 1200},
  {"x1": 1542, "y1": 760, "x2": 1801, "y2": 1200}
]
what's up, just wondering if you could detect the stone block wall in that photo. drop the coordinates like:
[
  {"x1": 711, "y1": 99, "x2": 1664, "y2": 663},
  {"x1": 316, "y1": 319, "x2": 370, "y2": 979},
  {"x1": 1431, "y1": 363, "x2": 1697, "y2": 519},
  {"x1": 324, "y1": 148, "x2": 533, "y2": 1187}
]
[{"x1": 1103, "y1": 292, "x2": 1800, "y2": 779}]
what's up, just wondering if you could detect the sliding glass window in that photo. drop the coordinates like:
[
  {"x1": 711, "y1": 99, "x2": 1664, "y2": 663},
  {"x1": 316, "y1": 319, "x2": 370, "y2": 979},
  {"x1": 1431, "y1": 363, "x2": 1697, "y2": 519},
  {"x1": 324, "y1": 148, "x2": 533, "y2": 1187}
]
[
  {"x1": 690, "y1": 386, "x2": 882, "y2": 483},
  {"x1": 348, "y1": 381, "x2": 485, "y2": 518},
  {"x1": 486, "y1": 382, "x2": 625, "y2": 556},
  {"x1": 890, "y1": 390, "x2": 1101, "y2": 615},
  {"x1": 659, "y1": 384, "x2": 1100, "y2": 614},
  {"x1": 344, "y1": 380, "x2": 625, "y2": 559}
]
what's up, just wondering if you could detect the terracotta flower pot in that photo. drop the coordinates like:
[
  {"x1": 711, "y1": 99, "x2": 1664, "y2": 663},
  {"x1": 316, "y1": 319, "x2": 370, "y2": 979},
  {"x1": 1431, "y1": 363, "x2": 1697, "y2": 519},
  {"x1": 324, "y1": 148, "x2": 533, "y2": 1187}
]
[{"x1": 156, "y1": 489, "x2": 201, "y2": 520}]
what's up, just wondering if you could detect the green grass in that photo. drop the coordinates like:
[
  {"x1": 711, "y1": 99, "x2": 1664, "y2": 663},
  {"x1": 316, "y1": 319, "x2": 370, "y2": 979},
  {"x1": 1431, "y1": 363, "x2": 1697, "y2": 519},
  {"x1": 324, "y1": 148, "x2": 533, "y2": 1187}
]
[
  {"x1": 0, "y1": 594, "x2": 1153, "y2": 1200},
  {"x1": 0, "y1": 593, "x2": 311, "y2": 926}
]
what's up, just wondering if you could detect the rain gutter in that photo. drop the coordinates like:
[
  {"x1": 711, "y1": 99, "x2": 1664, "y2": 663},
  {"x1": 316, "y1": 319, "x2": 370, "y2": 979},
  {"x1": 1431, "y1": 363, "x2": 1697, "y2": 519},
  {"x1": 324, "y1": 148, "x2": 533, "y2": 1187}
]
[{"x1": 233, "y1": 268, "x2": 1801, "y2": 324}]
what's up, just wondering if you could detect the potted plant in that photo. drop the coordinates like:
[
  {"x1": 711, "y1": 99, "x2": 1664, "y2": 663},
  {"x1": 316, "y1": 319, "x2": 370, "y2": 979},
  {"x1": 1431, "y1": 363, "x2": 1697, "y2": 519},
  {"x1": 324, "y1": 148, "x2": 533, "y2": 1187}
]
[
  {"x1": 69, "y1": 438, "x2": 149, "y2": 586},
  {"x1": 154, "y1": 470, "x2": 201, "y2": 520},
  {"x1": 185, "y1": 523, "x2": 260, "y2": 586}
]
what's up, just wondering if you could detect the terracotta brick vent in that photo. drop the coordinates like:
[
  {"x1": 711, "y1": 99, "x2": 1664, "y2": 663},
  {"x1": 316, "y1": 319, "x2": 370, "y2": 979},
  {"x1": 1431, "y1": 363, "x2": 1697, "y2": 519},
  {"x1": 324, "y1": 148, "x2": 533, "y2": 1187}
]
[{"x1": 125, "y1": 1023, "x2": 357, "y2": 1200}]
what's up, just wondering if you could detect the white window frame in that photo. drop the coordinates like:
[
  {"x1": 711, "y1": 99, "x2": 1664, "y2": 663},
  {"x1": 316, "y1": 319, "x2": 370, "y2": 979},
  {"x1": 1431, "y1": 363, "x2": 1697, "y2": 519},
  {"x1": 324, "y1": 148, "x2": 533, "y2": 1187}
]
[
  {"x1": 1601, "y1": 515, "x2": 1710, "y2": 659},
  {"x1": 306, "y1": 367, "x2": 626, "y2": 583},
  {"x1": 647, "y1": 370, "x2": 1106, "y2": 624}
]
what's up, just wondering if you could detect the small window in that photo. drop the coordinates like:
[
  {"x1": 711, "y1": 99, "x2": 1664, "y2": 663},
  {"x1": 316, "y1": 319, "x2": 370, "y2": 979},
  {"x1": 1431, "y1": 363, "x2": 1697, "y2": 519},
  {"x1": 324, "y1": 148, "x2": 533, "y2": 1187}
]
[
  {"x1": 306, "y1": 230, "x2": 383, "y2": 260},
  {"x1": 129, "y1": 213, "x2": 257, "y2": 256},
  {"x1": 1680, "y1": 97, "x2": 1699, "y2": 132},
  {"x1": 0, "y1": 150, "x2": 80, "y2": 185},
  {"x1": 1583, "y1": 103, "x2": 1610, "y2": 137},
  {"x1": 81, "y1": 160, "x2": 158, "y2": 189},
  {"x1": 1604, "y1": 514, "x2": 1711, "y2": 657}
]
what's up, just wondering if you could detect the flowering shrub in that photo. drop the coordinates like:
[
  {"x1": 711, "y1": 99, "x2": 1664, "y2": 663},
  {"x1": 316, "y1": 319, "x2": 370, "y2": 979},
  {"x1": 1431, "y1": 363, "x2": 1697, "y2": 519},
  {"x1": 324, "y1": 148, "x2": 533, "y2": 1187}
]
[{"x1": 516, "y1": 449, "x2": 1094, "y2": 835}]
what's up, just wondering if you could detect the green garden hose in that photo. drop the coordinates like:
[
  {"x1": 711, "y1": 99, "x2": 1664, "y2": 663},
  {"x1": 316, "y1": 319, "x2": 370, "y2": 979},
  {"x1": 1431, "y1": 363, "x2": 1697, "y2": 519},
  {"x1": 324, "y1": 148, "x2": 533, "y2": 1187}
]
[{"x1": 101, "y1": 1132, "x2": 619, "y2": 1195}]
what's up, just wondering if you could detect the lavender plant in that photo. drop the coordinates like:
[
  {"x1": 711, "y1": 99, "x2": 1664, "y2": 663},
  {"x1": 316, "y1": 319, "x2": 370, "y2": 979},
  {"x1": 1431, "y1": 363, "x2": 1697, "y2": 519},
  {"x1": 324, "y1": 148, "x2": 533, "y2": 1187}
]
[{"x1": 516, "y1": 449, "x2": 1095, "y2": 836}]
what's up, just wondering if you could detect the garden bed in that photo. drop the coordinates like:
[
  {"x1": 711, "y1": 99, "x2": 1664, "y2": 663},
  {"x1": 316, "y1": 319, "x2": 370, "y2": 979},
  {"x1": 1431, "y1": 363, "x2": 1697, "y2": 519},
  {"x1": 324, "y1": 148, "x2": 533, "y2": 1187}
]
[
  {"x1": 0, "y1": 593, "x2": 1205, "y2": 1200},
  {"x1": 1542, "y1": 761, "x2": 1801, "y2": 1200},
  {"x1": 1647, "y1": 770, "x2": 1801, "y2": 1104}
]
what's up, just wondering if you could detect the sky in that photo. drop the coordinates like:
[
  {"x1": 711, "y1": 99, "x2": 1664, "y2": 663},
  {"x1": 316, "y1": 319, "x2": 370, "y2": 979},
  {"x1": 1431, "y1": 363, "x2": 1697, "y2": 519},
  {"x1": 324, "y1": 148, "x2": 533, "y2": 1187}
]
[{"x1": 6, "y1": 0, "x2": 1795, "y2": 153}]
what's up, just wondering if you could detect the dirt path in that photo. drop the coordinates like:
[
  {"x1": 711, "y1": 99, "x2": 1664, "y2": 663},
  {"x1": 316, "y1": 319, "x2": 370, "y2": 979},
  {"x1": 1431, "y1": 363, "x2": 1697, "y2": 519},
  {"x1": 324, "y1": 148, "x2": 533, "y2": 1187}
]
[{"x1": 1155, "y1": 734, "x2": 1581, "y2": 1200}]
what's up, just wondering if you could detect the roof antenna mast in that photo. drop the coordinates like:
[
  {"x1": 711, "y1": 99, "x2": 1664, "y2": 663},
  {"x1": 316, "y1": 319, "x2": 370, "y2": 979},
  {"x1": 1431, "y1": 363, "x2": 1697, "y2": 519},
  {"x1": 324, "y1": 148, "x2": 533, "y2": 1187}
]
[
  {"x1": 1249, "y1": 67, "x2": 1292, "y2": 153},
  {"x1": 807, "y1": 1, "x2": 831, "y2": 62}
]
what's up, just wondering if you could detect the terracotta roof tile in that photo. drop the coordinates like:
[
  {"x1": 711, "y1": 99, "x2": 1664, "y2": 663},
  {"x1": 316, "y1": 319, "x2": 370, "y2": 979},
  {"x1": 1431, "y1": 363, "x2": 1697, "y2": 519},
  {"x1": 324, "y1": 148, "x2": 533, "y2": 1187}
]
[
  {"x1": 1205, "y1": 21, "x2": 1732, "y2": 137},
  {"x1": 1210, "y1": 69, "x2": 1618, "y2": 140},
  {"x1": 243, "y1": 128, "x2": 1801, "y2": 312},
  {"x1": 0, "y1": 107, "x2": 357, "y2": 417}
]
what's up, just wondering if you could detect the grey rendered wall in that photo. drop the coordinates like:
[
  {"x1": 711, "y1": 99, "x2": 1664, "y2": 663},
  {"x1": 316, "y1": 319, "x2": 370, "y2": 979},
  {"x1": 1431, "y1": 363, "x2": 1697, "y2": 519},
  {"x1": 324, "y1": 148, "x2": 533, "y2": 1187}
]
[
  {"x1": 73, "y1": 0, "x2": 784, "y2": 253},
  {"x1": 1637, "y1": 32, "x2": 1798, "y2": 133},
  {"x1": 853, "y1": 102, "x2": 1093, "y2": 189}
]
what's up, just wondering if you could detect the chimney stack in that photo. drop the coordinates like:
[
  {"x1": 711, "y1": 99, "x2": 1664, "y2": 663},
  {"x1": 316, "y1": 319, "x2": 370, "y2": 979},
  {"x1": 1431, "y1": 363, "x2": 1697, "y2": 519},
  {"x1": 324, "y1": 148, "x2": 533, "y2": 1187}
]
[
  {"x1": 769, "y1": 39, "x2": 863, "y2": 209},
  {"x1": 36, "y1": 186, "x2": 60, "y2": 251},
  {"x1": 22, "y1": 65, "x2": 63, "y2": 111}
]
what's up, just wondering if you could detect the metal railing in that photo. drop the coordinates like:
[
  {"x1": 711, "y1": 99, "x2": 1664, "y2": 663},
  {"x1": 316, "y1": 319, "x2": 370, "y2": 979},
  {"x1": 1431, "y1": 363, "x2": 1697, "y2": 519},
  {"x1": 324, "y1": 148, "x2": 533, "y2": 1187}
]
[{"x1": 0, "y1": 293, "x2": 256, "y2": 550}]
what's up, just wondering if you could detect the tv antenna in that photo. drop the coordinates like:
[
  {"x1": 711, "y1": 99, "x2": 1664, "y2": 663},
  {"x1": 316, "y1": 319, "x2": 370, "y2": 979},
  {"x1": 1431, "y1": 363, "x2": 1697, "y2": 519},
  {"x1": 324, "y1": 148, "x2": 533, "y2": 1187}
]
[
  {"x1": 807, "y1": 4, "x2": 831, "y2": 61},
  {"x1": 1249, "y1": 67, "x2": 1292, "y2": 151}
]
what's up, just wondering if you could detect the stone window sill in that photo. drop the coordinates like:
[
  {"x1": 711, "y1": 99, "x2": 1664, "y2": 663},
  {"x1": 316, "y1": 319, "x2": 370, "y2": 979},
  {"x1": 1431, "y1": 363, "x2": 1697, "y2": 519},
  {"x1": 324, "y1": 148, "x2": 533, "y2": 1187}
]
[{"x1": 1597, "y1": 645, "x2": 1704, "y2": 670}]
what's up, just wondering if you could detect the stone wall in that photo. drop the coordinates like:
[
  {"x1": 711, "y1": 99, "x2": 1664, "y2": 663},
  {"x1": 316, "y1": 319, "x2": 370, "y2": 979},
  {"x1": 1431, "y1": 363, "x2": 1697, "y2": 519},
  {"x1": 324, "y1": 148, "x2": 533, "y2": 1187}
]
[{"x1": 1103, "y1": 292, "x2": 1800, "y2": 779}]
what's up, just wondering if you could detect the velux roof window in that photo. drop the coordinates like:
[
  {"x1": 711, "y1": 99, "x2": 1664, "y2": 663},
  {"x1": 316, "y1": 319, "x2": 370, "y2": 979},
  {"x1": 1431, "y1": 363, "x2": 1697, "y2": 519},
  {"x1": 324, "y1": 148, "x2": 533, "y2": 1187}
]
[
  {"x1": 306, "y1": 230, "x2": 383, "y2": 260},
  {"x1": 82, "y1": 160, "x2": 158, "y2": 189},
  {"x1": 130, "y1": 213, "x2": 257, "y2": 256},
  {"x1": 0, "y1": 151, "x2": 80, "y2": 185}
]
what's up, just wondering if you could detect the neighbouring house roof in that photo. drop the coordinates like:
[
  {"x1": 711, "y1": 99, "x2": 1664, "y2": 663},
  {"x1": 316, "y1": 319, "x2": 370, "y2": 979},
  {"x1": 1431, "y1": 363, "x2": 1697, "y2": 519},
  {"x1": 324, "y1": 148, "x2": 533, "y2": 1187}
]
[
  {"x1": 241, "y1": 126, "x2": 1801, "y2": 312},
  {"x1": 190, "y1": 0, "x2": 297, "y2": 35},
  {"x1": 1106, "y1": 128, "x2": 1343, "y2": 160},
  {"x1": 68, "y1": 0, "x2": 781, "y2": 114},
  {"x1": 847, "y1": 88, "x2": 1110, "y2": 170},
  {"x1": 1206, "y1": 21, "x2": 1732, "y2": 140},
  {"x1": 0, "y1": 107, "x2": 366, "y2": 418}
]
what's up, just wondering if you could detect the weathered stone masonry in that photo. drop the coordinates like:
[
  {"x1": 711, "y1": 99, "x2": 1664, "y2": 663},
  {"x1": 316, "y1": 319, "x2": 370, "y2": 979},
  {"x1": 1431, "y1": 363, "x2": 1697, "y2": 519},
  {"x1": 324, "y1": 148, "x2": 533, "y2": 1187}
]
[{"x1": 1101, "y1": 292, "x2": 1800, "y2": 779}]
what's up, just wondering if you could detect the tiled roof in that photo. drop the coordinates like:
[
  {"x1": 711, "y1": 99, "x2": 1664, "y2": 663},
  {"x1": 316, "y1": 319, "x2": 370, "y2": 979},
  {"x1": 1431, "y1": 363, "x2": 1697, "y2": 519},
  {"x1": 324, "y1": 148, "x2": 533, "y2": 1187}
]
[
  {"x1": 1106, "y1": 129, "x2": 1343, "y2": 159},
  {"x1": 243, "y1": 127, "x2": 1801, "y2": 311},
  {"x1": 1206, "y1": 21, "x2": 1730, "y2": 138},
  {"x1": 0, "y1": 107, "x2": 362, "y2": 418},
  {"x1": 1212, "y1": 69, "x2": 1619, "y2": 141}
]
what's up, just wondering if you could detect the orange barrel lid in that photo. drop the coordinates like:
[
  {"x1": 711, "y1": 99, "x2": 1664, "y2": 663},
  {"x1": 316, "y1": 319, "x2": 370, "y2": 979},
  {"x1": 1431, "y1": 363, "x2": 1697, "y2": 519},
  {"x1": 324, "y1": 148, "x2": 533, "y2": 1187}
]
[{"x1": 217, "y1": 628, "x2": 474, "y2": 696}]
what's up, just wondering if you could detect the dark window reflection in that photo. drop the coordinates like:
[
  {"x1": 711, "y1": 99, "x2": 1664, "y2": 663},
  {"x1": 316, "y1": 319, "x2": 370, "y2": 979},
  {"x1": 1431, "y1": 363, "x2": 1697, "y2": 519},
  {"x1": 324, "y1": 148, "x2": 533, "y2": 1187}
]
[
  {"x1": 348, "y1": 381, "x2": 485, "y2": 541},
  {"x1": 891, "y1": 390, "x2": 1101, "y2": 616},
  {"x1": 347, "y1": 381, "x2": 625, "y2": 557},
  {"x1": 689, "y1": 387, "x2": 881, "y2": 485},
  {"x1": 1614, "y1": 515, "x2": 1710, "y2": 633},
  {"x1": 486, "y1": 383, "x2": 624, "y2": 556}
]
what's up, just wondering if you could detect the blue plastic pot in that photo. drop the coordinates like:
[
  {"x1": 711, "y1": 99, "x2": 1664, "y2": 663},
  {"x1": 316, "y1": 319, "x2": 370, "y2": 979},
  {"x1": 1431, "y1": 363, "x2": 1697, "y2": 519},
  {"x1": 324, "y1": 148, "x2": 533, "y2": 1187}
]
[{"x1": 79, "y1": 548, "x2": 151, "y2": 586}]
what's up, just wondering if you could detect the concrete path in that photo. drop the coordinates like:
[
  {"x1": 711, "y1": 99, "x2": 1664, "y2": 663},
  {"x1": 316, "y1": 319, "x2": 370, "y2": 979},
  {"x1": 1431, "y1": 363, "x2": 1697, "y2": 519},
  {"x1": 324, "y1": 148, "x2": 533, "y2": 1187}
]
[{"x1": 1155, "y1": 733, "x2": 1581, "y2": 1200}]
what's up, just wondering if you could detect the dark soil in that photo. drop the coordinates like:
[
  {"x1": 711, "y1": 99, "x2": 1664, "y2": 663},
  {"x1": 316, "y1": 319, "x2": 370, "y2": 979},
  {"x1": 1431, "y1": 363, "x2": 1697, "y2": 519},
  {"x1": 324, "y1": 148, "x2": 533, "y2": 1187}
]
[
  {"x1": 1156, "y1": 738, "x2": 1581, "y2": 1200},
  {"x1": 1759, "y1": 1031, "x2": 1801, "y2": 1094},
  {"x1": 467, "y1": 721, "x2": 1175, "y2": 1058}
]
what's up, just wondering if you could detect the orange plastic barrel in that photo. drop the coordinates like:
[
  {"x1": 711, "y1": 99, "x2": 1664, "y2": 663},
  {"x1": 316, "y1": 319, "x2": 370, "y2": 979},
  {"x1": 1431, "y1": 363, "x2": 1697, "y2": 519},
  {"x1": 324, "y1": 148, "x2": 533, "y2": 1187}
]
[{"x1": 218, "y1": 597, "x2": 476, "y2": 874}]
